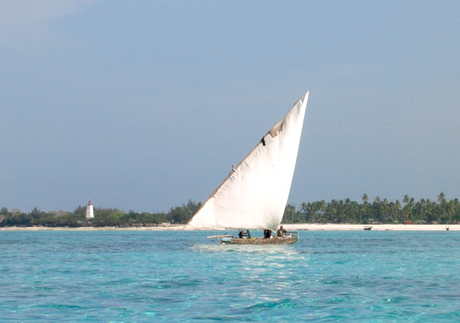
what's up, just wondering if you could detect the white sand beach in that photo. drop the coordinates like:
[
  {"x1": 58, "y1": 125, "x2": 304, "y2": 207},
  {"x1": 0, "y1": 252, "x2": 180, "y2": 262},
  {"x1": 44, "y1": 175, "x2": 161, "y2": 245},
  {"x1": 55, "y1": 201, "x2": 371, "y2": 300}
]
[
  {"x1": 283, "y1": 224, "x2": 457, "y2": 231},
  {"x1": 0, "y1": 225, "x2": 185, "y2": 231},
  {"x1": 0, "y1": 224, "x2": 457, "y2": 231}
]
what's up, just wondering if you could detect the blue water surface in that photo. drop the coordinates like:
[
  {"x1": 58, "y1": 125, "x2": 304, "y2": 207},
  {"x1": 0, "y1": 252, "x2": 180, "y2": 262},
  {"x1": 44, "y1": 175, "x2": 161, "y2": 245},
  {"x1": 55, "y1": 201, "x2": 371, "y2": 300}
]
[{"x1": 1, "y1": 230, "x2": 460, "y2": 322}]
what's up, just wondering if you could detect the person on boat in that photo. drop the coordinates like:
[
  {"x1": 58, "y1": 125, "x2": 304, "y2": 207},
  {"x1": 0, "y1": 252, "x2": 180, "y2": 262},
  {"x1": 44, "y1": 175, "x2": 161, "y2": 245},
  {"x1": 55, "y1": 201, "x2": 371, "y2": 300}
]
[
  {"x1": 238, "y1": 231, "x2": 248, "y2": 239},
  {"x1": 263, "y1": 229, "x2": 272, "y2": 239},
  {"x1": 277, "y1": 225, "x2": 287, "y2": 237}
]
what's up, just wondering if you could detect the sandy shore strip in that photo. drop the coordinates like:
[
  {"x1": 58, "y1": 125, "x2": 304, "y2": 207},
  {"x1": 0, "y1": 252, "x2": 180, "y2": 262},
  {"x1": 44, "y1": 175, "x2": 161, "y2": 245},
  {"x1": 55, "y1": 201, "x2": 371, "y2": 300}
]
[
  {"x1": 1, "y1": 224, "x2": 457, "y2": 231},
  {"x1": 0, "y1": 225, "x2": 185, "y2": 231},
  {"x1": 283, "y1": 224, "x2": 458, "y2": 231}
]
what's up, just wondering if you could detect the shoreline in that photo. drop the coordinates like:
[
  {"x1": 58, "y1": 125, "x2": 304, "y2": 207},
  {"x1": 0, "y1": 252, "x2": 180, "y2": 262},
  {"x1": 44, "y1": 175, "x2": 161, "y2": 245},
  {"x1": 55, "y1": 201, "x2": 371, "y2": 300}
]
[
  {"x1": 0, "y1": 224, "x2": 457, "y2": 231},
  {"x1": 284, "y1": 224, "x2": 457, "y2": 231},
  {"x1": 0, "y1": 225, "x2": 185, "y2": 231}
]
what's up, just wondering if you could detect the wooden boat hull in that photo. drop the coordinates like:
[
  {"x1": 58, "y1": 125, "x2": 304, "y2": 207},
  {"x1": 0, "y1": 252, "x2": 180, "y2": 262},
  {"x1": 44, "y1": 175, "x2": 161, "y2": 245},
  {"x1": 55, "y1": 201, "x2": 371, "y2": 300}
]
[
  {"x1": 212, "y1": 232, "x2": 299, "y2": 245},
  {"x1": 218, "y1": 237, "x2": 298, "y2": 245}
]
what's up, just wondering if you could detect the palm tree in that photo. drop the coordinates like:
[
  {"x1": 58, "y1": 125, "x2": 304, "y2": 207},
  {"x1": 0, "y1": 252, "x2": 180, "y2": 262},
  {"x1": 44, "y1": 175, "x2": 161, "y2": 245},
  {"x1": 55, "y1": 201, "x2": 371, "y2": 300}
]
[
  {"x1": 394, "y1": 200, "x2": 401, "y2": 223},
  {"x1": 419, "y1": 199, "x2": 426, "y2": 223},
  {"x1": 402, "y1": 195, "x2": 413, "y2": 222},
  {"x1": 403, "y1": 195, "x2": 410, "y2": 205},
  {"x1": 446, "y1": 200, "x2": 455, "y2": 224},
  {"x1": 372, "y1": 196, "x2": 382, "y2": 223},
  {"x1": 300, "y1": 202, "x2": 309, "y2": 222},
  {"x1": 359, "y1": 204, "x2": 367, "y2": 224},
  {"x1": 409, "y1": 198, "x2": 415, "y2": 221},
  {"x1": 284, "y1": 204, "x2": 297, "y2": 223},
  {"x1": 438, "y1": 192, "x2": 446, "y2": 223},
  {"x1": 315, "y1": 200, "x2": 326, "y2": 222},
  {"x1": 361, "y1": 194, "x2": 370, "y2": 223},
  {"x1": 438, "y1": 192, "x2": 446, "y2": 204},
  {"x1": 453, "y1": 199, "x2": 460, "y2": 223},
  {"x1": 381, "y1": 198, "x2": 390, "y2": 223},
  {"x1": 362, "y1": 194, "x2": 369, "y2": 205}
]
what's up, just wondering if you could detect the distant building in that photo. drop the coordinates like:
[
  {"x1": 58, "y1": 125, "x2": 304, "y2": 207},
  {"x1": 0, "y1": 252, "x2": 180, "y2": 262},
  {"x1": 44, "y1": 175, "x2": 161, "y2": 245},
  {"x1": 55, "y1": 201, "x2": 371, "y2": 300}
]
[
  {"x1": 86, "y1": 200, "x2": 94, "y2": 219},
  {"x1": 11, "y1": 208, "x2": 20, "y2": 216}
]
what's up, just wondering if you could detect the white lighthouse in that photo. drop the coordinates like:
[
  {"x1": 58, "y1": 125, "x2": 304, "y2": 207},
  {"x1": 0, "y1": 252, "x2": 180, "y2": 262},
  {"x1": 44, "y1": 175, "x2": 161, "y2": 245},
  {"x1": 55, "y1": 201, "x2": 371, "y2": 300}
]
[{"x1": 86, "y1": 200, "x2": 94, "y2": 218}]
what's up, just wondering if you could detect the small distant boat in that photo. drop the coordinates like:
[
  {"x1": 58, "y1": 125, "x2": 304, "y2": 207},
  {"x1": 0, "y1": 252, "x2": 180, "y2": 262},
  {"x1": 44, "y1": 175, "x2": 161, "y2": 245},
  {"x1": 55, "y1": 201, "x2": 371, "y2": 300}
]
[
  {"x1": 364, "y1": 226, "x2": 373, "y2": 231},
  {"x1": 184, "y1": 91, "x2": 310, "y2": 245}
]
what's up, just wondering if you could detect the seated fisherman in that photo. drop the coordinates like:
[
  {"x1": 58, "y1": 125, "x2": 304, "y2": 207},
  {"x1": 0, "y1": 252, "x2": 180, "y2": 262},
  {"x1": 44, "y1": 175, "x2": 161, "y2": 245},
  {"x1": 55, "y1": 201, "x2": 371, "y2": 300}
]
[
  {"x1": 277, "y1": 225, "x2": 287, "y2": 237},
  {"x1": 238, "y1": 230, "x2": 251, "y2": 239},
  {"x1": 263, "y1": 229, "x2": 272, "y2": 239}
]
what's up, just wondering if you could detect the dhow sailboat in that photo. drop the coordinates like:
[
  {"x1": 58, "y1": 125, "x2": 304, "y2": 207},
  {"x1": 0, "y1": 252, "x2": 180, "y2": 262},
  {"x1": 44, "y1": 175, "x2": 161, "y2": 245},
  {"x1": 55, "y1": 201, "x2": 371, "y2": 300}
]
[{"x1": 184, "y1": 91, "x2": 310, "y2": 244}]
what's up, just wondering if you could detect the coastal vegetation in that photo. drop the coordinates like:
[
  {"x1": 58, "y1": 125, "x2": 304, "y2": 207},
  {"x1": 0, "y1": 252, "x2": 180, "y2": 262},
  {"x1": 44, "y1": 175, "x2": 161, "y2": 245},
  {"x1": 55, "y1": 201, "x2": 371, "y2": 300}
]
[
  {"x1": 287, "y1": 193, "x2": 459, "y2": 225},
  {"x1": 1, "y1": 193, "x2": 459, "y2": 227},
  {"x1": 0, "y1": 200, "x2": 202, "y2": 228}
]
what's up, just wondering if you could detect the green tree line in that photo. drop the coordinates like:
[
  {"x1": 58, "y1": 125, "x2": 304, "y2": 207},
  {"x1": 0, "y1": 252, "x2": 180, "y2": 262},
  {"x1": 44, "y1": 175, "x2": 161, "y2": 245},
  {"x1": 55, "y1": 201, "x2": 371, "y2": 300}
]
[
  {"x1": 0, "y1": 200, "x2": 202, "y2": 228},
  {"x1": 283, "y1": 193, "x2": 460, "y2": 225},
  {"x1": 1, "y1": 193, "x2": 459, "y2": 227}
]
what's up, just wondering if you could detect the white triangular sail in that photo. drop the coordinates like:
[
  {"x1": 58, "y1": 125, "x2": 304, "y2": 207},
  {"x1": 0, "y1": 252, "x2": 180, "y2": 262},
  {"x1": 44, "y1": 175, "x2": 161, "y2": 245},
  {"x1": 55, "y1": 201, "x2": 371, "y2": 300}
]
[{"x1": 184, "y1": 91, "x2": 309, "y2": 231}]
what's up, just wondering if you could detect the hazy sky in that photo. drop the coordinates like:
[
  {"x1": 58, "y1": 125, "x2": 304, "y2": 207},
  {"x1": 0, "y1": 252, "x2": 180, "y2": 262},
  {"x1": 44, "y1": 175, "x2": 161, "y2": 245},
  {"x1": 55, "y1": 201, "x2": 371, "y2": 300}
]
[{"x1": 1, "y1": 1, "x2": 459, "y2": 213}]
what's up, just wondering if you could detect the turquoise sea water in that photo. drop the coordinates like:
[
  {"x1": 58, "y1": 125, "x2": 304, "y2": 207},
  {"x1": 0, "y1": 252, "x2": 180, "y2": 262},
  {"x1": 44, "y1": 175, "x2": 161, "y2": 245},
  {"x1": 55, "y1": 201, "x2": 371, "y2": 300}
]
[{"x1": 1, "y1": 230, "x2": 460, "y2": 322}]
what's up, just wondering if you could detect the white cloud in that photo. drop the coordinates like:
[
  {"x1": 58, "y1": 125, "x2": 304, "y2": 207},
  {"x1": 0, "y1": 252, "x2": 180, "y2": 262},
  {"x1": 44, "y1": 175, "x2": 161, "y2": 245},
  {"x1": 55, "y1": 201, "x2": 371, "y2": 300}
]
[{"x1": 0, "y1": 0, "x2": 94, "y2": 48}]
